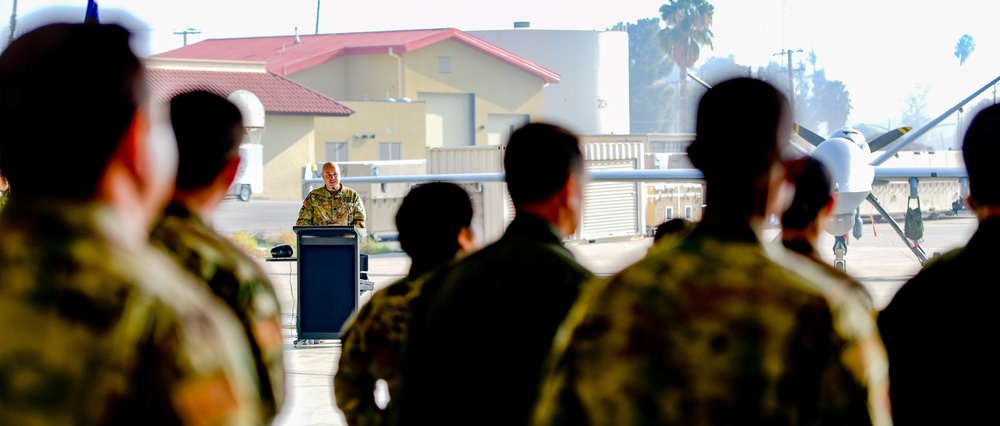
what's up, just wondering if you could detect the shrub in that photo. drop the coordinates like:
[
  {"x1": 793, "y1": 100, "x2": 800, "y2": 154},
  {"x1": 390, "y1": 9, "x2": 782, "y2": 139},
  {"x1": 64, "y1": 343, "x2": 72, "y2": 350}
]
[{"x1": 228, "y1": 231, "x2": 267, "y2": 259}]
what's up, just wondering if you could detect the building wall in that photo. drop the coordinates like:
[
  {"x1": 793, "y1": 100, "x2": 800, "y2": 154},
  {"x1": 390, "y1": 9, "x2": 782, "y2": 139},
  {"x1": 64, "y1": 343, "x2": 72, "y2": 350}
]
[
  {"x1": 260, "y1": 115, "x2": 316, "y2": 200},
  {"x1": 313, "y1": 100, "x2": 427, "y2": 162},
  {"x1": 288, "y1": 59, "x2": 348, "y2": 99},
  {"x1": 470, "y1": 29, "x2": 630, "y2": 135},
  {"x1": 406, "y1": 39, "x2": 546, "y2": 146},
  {"x1": 289, "y1": 39, "x2": 546, "y2": 150}
]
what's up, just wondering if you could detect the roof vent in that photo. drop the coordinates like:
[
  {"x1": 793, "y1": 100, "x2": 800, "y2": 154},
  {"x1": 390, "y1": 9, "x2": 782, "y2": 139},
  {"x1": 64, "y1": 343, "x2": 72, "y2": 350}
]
[{"x1": 294, "y1": 26, "x2": 301, "y2": 44}]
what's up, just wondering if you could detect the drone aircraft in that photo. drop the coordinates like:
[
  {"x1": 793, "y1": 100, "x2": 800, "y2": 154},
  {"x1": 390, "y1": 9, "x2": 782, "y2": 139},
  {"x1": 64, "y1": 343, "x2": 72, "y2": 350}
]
[{"x1": 337, "y1": 75, "x2": 1000, "y2": 272}]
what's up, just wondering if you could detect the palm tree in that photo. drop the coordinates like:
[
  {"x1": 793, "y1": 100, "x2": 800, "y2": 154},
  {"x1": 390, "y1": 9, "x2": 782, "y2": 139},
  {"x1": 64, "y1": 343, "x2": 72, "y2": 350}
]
[
  {"x1": 954, "y1": 34, "x2": 975, "y2": 66},
  {"x1": 659, "y1": 0, "x2": 714, "y2": 132}
]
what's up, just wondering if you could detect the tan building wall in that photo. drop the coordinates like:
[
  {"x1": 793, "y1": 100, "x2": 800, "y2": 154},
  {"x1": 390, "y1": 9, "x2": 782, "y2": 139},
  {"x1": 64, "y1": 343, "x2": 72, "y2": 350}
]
[
  {"x1": 284, "y1": 59, "x2": 346, "y2": 98},
  {"x1": 288, "y1": 39, "x2": 547, "y2": 147},
  {"x1": 405, "y1": 39, "x2": 545, "y2": 146},
  {"x1": 313, "y1": 100, "x2": 427, "y2": 162},
  {"x1": 260, "y1": 115, "x2": 316, "y2": 200}
]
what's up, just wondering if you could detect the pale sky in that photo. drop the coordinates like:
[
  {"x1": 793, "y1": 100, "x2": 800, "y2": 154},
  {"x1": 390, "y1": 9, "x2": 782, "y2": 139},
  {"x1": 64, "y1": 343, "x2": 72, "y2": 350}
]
[{"x1": 3, "y1": 0, "x2": 999, "y2": 139}]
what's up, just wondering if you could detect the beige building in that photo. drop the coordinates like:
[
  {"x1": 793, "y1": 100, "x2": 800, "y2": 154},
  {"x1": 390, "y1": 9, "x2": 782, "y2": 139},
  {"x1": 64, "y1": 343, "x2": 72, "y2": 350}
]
[
  {"x1": 156, "y1": 28, "x2": 561, "y2": 197},
  {"x1": 145, "y1": 58, "x2": 354, "y2": 200}
]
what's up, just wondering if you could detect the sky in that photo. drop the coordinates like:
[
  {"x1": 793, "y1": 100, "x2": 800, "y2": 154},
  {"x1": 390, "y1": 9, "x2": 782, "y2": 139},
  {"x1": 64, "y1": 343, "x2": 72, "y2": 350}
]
[{"x1": 2, "y1": 0, "x2": 998, "y2": 143}]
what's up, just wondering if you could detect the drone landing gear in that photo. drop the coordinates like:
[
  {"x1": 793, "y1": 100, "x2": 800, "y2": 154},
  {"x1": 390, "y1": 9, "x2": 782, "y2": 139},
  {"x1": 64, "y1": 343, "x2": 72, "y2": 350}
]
[{"x1": 833, "y1": 235, "x2": 848, "y2": 272}]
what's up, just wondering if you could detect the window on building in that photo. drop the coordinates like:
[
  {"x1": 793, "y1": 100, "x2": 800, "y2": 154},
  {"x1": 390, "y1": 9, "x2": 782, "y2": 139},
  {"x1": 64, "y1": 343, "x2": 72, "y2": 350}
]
[
  {"x1": 685, "y1": 205, "x2": 693, "y2": 220},
  {"x1": 664, "y1": 206, "x2": 673, "y2": 220},
  {"x1": 438, "y1": 56, "x2": 452, "y2": 74},
  {"x1": 325, "y1": 142, "x2": 348, "y2": 162},
  {"x1": 379, "y1": 142, "x2": 402, "y2": 161}
]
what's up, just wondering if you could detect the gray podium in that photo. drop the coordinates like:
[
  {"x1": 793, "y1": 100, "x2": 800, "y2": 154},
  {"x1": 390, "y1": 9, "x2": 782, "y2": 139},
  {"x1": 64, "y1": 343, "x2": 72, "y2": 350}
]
[{"x1": 292, "y1": 226, "x2": 367, "y2": 344}]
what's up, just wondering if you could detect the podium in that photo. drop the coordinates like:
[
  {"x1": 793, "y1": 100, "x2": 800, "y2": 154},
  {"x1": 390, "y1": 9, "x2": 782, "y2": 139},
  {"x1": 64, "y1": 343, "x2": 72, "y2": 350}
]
[{"x1": 292, "y1": 226, "x2": 364, "y2": 343}]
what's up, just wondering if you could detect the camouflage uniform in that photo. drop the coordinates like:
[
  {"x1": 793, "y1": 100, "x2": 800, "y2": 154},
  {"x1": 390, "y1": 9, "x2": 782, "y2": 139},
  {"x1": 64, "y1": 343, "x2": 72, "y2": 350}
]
[
  {"x1": 0, "y1": 201, "x2": 264, "y2": 426},
  {"x1": 151, "y1": 201, "x2": 286, "y2": 423},
  {"x1": 878, "y1": 216, "x2": 1000, "y2": 425},
  {"x1": 334, "y1": 268, "x2": 434, "y2": 426},
  {"x1": 296, "y1": 185, "x2": 366, "y2": 227},
  {"x1": 394, "y1": 214, "x2": 594, "y2": 425},
  {"x1": 532, "y1": 222, "x2": 891, "y2": 426},
  {"x1": 782, "y1": 238, "x2": 875, "y2": 311}
]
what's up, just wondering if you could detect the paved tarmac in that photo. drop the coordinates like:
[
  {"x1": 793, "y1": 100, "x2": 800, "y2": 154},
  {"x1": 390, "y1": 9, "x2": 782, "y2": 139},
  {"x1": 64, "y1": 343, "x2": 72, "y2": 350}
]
[{"x1": 215, "y1": 199, "x2": 978, "y2": 425}]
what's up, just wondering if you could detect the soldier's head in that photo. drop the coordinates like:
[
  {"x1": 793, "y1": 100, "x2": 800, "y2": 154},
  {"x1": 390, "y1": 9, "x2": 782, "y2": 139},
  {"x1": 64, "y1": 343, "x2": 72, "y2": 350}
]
[
  {"x1": 0, "y1": 23, "x2": 172, "y2": 202},
  {"x1": 396, "y1": 182, "x2": 476, "y2": 274},
  {"x1": 504, "y1": 122, "x2": 585, "y2": 236},
  {"x1": 781, "y1": 156, "x2": 835, "y2": 230},
  {"x1": 322, "y1": 162, "x2": 342, "y2": 192},
  {"x1": 169, "y1": 90, "x2": 244, "y2": 193},
  {"x1": 962, "y1": 104, "x2": 1000, "y2": 209},
  {"x1": 687, "y1": 78, "x2": 792, "y2": 218}
]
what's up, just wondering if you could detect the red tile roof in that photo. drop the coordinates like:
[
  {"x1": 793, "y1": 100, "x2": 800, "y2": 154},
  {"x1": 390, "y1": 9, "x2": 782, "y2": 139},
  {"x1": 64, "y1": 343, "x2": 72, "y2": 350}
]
[
  {"x1": 155, "y1": 28, "x2": 560, "y2": 84},
  {"x1": 144, "y1": 59, "x2": 354, "y2": 116}
]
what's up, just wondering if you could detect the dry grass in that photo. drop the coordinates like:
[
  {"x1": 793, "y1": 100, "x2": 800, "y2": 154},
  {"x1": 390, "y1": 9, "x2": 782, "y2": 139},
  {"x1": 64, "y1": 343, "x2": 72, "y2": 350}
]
[{"x1": 227, "y1": 231, "x2": 268, "y2": 259}]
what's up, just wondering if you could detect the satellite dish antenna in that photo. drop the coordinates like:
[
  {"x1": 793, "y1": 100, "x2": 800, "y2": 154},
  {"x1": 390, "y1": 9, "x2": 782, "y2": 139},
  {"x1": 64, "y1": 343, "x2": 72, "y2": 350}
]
[{"x1": 228, "y1": 90, "x2": 266, "y2": 129}]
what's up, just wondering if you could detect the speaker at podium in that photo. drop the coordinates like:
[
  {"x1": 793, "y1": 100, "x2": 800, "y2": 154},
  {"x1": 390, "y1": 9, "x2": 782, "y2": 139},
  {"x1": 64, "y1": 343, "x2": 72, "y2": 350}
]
[{"x1": 292, "y1": 226, "x2": 369, "y2": 343}]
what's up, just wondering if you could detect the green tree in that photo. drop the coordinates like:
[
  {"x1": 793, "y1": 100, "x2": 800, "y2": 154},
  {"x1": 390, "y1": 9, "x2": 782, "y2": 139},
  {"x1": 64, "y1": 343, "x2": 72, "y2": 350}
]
[
  {"x1": 805, "y1": 70, "x2": 851, "y2": 131},
  {"x1": 899, "y1": 84, "x2": 931, "y2": 150},
  {"x1": 626, "y1": 18, "x2": 676, "y2": 133},
  {"x1": 696, "y1": 55, "x2": 749, "y2": 85},
  {"x1": 955, "y1": 34, "x2": 975, "y2": 66},
  {"x1": 659, "y1": 0, "x2": 714, "y2": 132},
  {"x1": 6, "y1": 0, "x2": 16, "y2": 48}
]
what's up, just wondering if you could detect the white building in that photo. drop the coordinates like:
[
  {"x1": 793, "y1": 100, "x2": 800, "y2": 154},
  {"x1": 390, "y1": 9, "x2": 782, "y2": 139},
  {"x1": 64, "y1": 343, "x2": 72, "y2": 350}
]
[{"x1": 470, "y1": 28, "x2": 630, "y2": 135}]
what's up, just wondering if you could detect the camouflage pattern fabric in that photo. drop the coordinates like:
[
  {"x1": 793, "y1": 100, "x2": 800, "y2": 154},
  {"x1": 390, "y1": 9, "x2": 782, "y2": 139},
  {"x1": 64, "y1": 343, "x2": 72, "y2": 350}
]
[
  {"x1": 0, "y1": 189, "x2": 8, "y2": 213},
  {"x1": 877, "y1": 216, "x2": 1000, "y2": 425},
  {"x1": 532, "y1": 222, "x2": 891, "y2": 426},
  {"x1": 0, "y1": 201, "x2": 264, "y2": 426},
  {"x1": 151, "y1": 201, "x2": 286, "y2": 423},
  {"x1": 334, "y1": 270, "x2": 431, "y2": 426},
  {"x1": 393, "y1": 214, "x2": 594, "y2": 425},
  {"x1": 296, "y1": 186, "x2": 366, "y2": 227},
  {"x1": 781, "y1": 238, "x2": 875, "y2": 311}
]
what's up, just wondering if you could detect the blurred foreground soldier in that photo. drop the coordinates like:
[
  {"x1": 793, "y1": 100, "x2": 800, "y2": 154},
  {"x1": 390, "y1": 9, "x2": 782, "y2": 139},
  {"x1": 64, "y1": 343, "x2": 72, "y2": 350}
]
[
  {"x1": 781, "y1": 156, "x2": 874, "y2": 309},
  {"x1": 878, "y1": 104, "x2": 1000, "y2": 425},
  {"x1": 0, "y1": 173, "x2": 8, "y2": 213},
  {"x1": 652, "y1": 217, "x2": 693, "y2": 244},
  {"x1": 297, "y1": 161, "x2": 367, "y2": 228},
  {"x1": 394, "y1": 123, "x2": 594, "y2": 425},
  {"x1": 532, "y1": 78, "x2": 890, "y2": 426},
  {"x1": 335, "y1": 182, "x2": 478, "y2": 425},
  {"x1": 0, "y1": 23, "x2": 262, "y2": 425},
  {"x1": 151, "y1": 90, "x2": 286, "y2": 422}
]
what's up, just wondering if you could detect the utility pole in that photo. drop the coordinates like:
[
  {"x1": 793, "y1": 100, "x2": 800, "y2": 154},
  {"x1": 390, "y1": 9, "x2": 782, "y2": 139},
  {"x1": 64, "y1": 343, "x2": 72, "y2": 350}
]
[
  {"x1": 774, "y1": 48, "x2": 803, "y2": 114},
  {"x1": 173, "y1": 28, "x2": 201, "y2": 47},
  {"x1": 315, "y1": 0, "x2": 321, "y2": 34}
]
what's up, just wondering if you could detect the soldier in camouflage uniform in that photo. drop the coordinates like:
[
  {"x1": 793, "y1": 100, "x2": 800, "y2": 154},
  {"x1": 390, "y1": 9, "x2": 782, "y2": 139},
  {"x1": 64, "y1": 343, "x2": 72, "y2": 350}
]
[
  {"x1": 0, "y1": 174, "x2": 8, "y2": 214},
  {"x1": 393, "y1": 123, "x2": 594, "y2": 426},
  {"x1": 532, "y1": 78, "x2": 891, "y2": 426},
  {"x1": 878, "y1": 104, "x2": 1000, "y2": 425},
  {"x1": 296, "y1": 162, "x2": 366, "y2": 228},
  {"x1": 0, "y1": 23, "x2": 264, "y2": 425},
  {"x1": 150, "y1": 90, "x2": 286, "y2": 423},
  {"x1": 334, "y1": 182, "x2": 477, "y2": 425},
  {"x1": 780, "y1": 156, "x2": 875, "y2": 310}
]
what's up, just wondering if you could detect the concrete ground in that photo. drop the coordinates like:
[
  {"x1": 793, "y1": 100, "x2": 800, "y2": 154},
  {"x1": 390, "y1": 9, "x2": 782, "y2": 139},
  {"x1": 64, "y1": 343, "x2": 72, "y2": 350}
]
[{"x1": 250, "y1": 210, "x2": 978, "y2": 426}]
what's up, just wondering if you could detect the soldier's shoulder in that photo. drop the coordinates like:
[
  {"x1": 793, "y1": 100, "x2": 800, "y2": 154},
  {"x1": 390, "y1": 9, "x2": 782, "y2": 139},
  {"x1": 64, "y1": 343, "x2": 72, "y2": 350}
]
[{"x1": 341, "y1": 186, "x2": 360, "y2": 197}]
